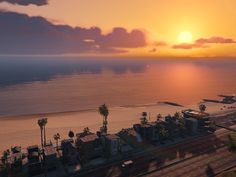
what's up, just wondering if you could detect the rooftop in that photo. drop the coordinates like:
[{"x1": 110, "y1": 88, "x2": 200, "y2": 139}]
[
  {"x1": 44, "y1": 145, "x2": 57, "y2": 156},
  {"x1": 121, "y1": 128, "x2": 140, "y2": 137},
  {"x1": 27, "y1": 145, "x2": 39, "y2": 150},
  {"x1": 61, "y1": 139, "x2": 73, "y2": 144},
  {"x1": 182, "y1": 109, "x2": 210, "y2": 118},
  {"x1": 80, "y1": 134, "x2": 98, "y2": 143},
  {"x1": 105, "y1": 134, "x2": 120, "y2": 140}
]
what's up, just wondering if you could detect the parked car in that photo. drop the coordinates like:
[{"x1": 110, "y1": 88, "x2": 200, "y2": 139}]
[{"x1": 121, "y1": 160, "x2": 133, "y2": 168}]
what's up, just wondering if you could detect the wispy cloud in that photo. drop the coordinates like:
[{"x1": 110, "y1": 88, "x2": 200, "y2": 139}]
[
  {"x1": 147, "y1": 41, "x2": 167, "y2": 53},
  {"x1": 0, "y1": 0, "x2": 48, "y2": 6},
  {"x1": 196, "y1": 37, "x2": 236, "y2": 44},
  {"x1": 153, "y1": 41, "x2": 167, "y2": 47},
  {"x1": 172, "y1": 43, "x2": 209, "y2": 49},
  {"x1": 172, "y1": 36, "x2": 236, "y2": 49}
]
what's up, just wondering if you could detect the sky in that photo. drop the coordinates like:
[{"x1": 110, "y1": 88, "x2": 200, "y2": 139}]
[{"x1": 0, "y1": 0, "x2": 236, "y2": 57}]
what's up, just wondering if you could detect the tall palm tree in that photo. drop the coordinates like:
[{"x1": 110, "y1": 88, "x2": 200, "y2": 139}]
[
  {"x1": 42, "y1": 118, "x2": 48, "y2": 146},
  {"x1": 98, "y1": 104, "x2": 109, "y2": 134},
  {"x1": 199, "y1": 104, "x2": 206, "y2": 113},
  {"x1": 38, "y1": 119, "x2": 44, "y2": 147},
  {"x1": 53, "y1": 133, "x2": 60, "y2": 151}
]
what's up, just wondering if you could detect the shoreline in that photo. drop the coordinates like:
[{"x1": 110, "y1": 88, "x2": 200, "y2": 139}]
[
  {"x1": 0, "y1": 101, "x2": 235, "y2": 152},
  {"x1": 0, "y1": 101, "x2": 182, "y2": 120}
]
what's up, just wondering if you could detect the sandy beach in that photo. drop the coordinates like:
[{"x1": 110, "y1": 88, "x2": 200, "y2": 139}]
[{"x1": 0, "y1": 102, "x2": 235, "y2": 152}]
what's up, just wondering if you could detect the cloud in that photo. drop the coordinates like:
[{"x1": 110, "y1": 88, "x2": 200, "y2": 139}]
[
  {"x1": 147, "y1": 41, "x2": 167, "y2": 53},
  {"x1": 172, "y1": 36, "x2": 236, "y2": 49},
  {"x1": 98, "y1": 27, "x2": 146, "y2": 48},
  {"x1": 172, "y1": 43, "x2": 209, "y2": 49},
  {"x1": 153, "y1": 41, "x2": 167, "y2": 47},
  {"x1": 0, "y1": 0, "x2": 48, "y2": 6},
  {"x1": 196, "y1": 37, "x2": 236, "y2": 44},
  {"x1": 0, "y1": 11, "x2": 147, "y2": 54}
]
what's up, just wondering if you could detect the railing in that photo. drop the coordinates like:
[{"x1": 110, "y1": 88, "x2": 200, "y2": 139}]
[{"x1": 215, "y1": 123, "x2": 236, "y2": 132}]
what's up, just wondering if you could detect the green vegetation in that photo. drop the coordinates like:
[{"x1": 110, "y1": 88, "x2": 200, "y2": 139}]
[
  {"x1": 199, "y1": 104, "x2": 207, "y2": 113},
  {"x1": 99, "y1": 104, "x2": 109, "y2": 134},
  {"x1": 38, "y1": 117, "x2": 48, "y2": 147},
  {"x1": 140, "y1": 112, "x2": 148, "y2": 125},
  {"x1": 54, "y1": 133, "x2": 60, "y2": 151},
  {"x1": 68, "y1": 130, "x2": 75, "y2": 139}
]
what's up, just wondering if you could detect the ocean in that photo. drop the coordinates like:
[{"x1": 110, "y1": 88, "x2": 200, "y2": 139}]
[{"x1": 0, "y1": 56, "x2": 236, "y2": 117}]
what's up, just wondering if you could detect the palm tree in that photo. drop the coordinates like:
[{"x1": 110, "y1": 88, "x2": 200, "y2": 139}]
[
  {"x1": 1, "y1": 150, "x2": 10, "y2": 166},
  {"x1": 157, "y1": 114, "x2": 162, "y2": 122},
  {"x1": 83, "y1": 127, "x2": 90, "y2": 135},
  {"x1": 53, "y1": 133, "x2": 60, "y2": 151},
  {"x1": 140, "y1": 112, "x2": 148, "y2": 125},
  {"x1": 98, "y1": 104, "x2": 109, "y2": 134},
  {"x1": 158, "y1": 127, "x2": 169, "y2": 143},
  {"x1": 174, "y1": 112, "x2": 182, "y2": 119},
  {"x1": 68, "y1": 130, "x2": 75, "y2": 139},
  {"x1": 38, "y1": 118, "x2": 48, "y2": 147},
  {"x1": 199, "y1": 104, "x2": 206, "y2": 113},
  {"x1": 38, "y1": 119, "x2": 44, "y2": 147},
  {"x1": 42, "y1": 118, "x2": 48, "y2": 146}
]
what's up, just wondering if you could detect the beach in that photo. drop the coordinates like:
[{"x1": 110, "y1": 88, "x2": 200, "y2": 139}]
[{"x1": 0, "y1": 102, "x2": 235, "y2": 152}]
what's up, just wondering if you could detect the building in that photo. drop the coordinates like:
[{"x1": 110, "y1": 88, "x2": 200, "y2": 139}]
[
  {"x1": 182, "y1": 109, "x2": 211, "y2": 130},
  {"x1": 8, "y1": 152, "x2": 23, "y2": 172},
  {"x1": 61, "y1": 139, "x2": 79, "y2": 165},
  {"x1": 133, "y1": 123, "x2": 159, "y2": 142},
  {"x1": 43, "y1": 145, "x2": 58, "y2": 170},
  {"x1": 27, "y1": 145, "x2": 42, "y2": 176},
  {"x1": 119, "y1": 139, "x2": 133, "y2": 154},
  {"x1": 27, "y1": 145, "x2": 40, "y2": 164},
  {"x1": 185, "y1": 118, "x2": 198, "y2": 135},
  {"x1": 164, "y1": 116, "x2": 180, "y2": 139},
  {"x1": 104, "y1": 134, "x2": 120, "y2": 157},
  {"x1": 118, "y1": 128, "x2": 144, "y2": 148},
  {"x1": 77, "y1": 134, "x2": 103, "y2": 163},
  {"x1": 76, "y1": 131, "x2": 93, "y2": 139},
  {"x1": 182, "y1": 109, "x2": 210, "y2": 119}
]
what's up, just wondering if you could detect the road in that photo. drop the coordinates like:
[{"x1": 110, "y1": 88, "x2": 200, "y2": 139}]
[
  {"x1": 144, "y1": 147, "x2": 236, "y2": 177},
  {"x1": 76, "y1": 127, "x2": 234, "y2": 177}
]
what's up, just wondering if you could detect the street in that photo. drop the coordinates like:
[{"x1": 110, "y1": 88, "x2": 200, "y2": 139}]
[{"x1": 77, "y1": 127, "x2": 234, "y2": 177}]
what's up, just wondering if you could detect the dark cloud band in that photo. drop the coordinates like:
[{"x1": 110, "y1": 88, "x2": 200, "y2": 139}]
[
  {"x1": 0, "y1": 0, "x2": 48, "y2": 6},
  {"x1": 0, "y1": 11, "x2": 147, "y2": 54}
]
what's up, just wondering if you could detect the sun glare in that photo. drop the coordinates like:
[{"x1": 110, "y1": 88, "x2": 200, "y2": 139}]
[{"x1": 178, "y1": 31, "x2": 193, "y2": 43}]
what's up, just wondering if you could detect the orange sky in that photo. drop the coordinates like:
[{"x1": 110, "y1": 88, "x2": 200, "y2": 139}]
[{"x1": 0, "y1": 0, "x2": 236, "y2": 57}]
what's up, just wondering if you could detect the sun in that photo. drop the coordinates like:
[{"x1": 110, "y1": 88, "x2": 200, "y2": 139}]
[{"x1": 178, "y1": 31, "x2": 193, "y2": 43}]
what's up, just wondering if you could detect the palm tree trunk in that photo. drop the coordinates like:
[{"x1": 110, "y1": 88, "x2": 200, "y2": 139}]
[
  {"x1": 104, "y1": 116, "x2": 107, "y2": 133},
  {"x1": 56, "y1": 140, "x2": 58, "y2": 151},
  {"x1": 43, "y1": 126, "x2": 46, "y2": 146},
  {"x1": 40, "y1": 128, "x2": 43, "y2": 148}
]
